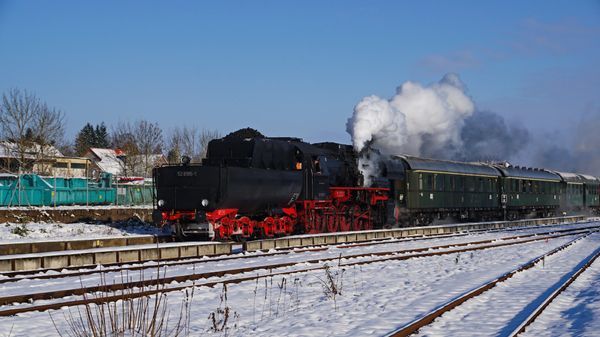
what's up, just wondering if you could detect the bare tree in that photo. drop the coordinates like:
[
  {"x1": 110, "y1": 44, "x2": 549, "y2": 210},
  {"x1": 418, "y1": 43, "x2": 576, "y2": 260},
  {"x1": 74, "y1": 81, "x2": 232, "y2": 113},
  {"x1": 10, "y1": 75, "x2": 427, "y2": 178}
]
[
  {"x1": 167, "y1": 126, "x2": 220, "y2": 164},
  {"x1": 167, "y1": 127, "x2": 184, "y2": 164},
  {"x1": 111, "y1": 121, "x2": 139, "y2": 176},
  {"x1": 0, "y1": 88, "x2": 39, "y2": 171},
  {"x1": 199, "y1": 128, "x2": 221, "y2": 159},
  {"x1": 136, "y1": 120, "x2": 163, "y2": 176},
  {"x1": 32, "y1": 103, "x2": 65, "y2": 174},
  {"x1": 0, "y1": 88, "x2": 64, "y2": 173},
  {"x1": 111, "y1": 120, "x2": 163, "y2": 177}
]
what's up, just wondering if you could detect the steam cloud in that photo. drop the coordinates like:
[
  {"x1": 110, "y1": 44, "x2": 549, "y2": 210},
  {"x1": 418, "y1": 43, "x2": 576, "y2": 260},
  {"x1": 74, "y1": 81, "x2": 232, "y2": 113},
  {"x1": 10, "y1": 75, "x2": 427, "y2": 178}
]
[
  {"x1": 530, "y1": 110, "x2": 600, "y2": 175},
  {"x1": 347, "y1": 73, "x2": 474, "y2": 157},
  {"x1": 347, "y1": 74, "x2": 532, "y2": 185}
]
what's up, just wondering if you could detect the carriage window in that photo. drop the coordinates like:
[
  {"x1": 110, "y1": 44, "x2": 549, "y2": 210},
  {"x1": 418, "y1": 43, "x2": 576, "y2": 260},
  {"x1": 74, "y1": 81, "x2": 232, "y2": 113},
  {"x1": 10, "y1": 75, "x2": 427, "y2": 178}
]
[
  {"x1": 450, "y1": 176, "x2": 456, "y2": 190},
  {"x1": 436, "y1": 174, "x2": 444, "y2": 191},
  {"x1": 427, "y1": 174, "x2": 433, "y2": 190},
  {"x1": 418, "y1": 173, "x2": 423, "y2": 190}
]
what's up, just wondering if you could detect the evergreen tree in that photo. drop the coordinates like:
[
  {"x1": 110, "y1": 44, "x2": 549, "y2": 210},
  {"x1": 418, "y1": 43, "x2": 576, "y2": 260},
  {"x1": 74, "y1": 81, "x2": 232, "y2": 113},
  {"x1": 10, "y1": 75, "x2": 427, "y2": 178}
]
[
  {"x1": 94, "y1": 123, "x2": 110, "y2": 148},
  {"x1": 74, "y1": 123, "x2": 95, "y2": 156},
  {"x1": 74, "y1": 122, "x2": 111, "y2": 156}
]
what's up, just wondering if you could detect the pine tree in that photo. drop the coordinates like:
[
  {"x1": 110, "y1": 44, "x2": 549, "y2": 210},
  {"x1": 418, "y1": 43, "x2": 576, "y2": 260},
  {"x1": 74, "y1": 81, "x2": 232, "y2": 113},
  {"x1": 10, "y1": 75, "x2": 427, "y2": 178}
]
[
  {"x1": 74, "y1": 123, "x2": 95, "y2": 156},
  {"x1": 94, "y1": 123, "x2": 110, "y2": 148}
]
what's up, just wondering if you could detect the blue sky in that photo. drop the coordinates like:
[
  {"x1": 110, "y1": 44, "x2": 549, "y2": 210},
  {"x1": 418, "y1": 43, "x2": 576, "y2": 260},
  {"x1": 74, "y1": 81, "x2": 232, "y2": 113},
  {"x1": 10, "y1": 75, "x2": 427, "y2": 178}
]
[{"x1": 0, "y1": 0, "x2": 599, "y2": 143}]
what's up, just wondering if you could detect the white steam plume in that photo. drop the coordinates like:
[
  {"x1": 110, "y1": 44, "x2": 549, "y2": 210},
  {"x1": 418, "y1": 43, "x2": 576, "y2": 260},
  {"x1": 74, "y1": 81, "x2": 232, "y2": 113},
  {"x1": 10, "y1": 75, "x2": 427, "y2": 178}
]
[
  {"x1": 347, "y1": 73, "x2": 475, "y2": 185},
  {"x1": 347, "y1": 73, "x2": 474, "y2": 155}
]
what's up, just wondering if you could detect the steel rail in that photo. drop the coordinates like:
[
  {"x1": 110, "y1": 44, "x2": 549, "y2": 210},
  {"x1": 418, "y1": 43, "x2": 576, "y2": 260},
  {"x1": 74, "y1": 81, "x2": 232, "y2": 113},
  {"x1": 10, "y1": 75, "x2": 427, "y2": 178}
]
[
  {"x1": 1, "y1": 221, "x2": 592, "y2": 279},
  {"x1": 0, "y1": 230, "x2": 592, "y2": 316},
  {"x1": 2, "y1": 224, "x2": 596, "y2": 285},
  {"x1": 384, "y1": 234, "x2": 597, "y2": 337},
  {"x1": 508, "y1": 248, "x2": 600, "y2": 337}
]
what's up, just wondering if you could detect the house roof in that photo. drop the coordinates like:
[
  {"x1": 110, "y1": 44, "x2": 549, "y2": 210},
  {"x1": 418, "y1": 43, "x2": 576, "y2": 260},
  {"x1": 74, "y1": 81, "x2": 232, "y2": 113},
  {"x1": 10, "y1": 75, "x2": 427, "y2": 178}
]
[
  {"x1": 0, "y1": 141, "x2": 63, "y2": 159},
  {"x1": 86, "y1": 148, "x2": 166, "y2": 176},
  {"x1": 86, "y1": 148, "x2": 124, "y2": 175}
]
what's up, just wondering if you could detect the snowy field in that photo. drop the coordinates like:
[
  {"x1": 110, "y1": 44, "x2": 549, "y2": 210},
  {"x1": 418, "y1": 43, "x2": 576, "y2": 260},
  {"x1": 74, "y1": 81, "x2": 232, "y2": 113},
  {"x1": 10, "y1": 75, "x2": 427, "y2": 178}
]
[
  {"x1": 0, "y1": 221, "x2": 170, "y2": 243},
  {"x1": 0, "y1": 221, "x2": 598, "y2": 336},
  {"x1": 520, "y1": 254, "x2": 600, "y2": 337}
]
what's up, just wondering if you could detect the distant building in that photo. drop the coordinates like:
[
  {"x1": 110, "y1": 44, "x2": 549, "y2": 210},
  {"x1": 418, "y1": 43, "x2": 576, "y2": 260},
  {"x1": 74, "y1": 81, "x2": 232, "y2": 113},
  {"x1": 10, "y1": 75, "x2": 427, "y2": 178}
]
[
  {"x1": 128, "y1": 154, "x2": 168, "y2": 177},
  {"x1": 84, "y1": 148, "x2": 125, "y2": 176},
  {"x1": 84, "y1": 148, "x2": 166, "y2": 178},
  {"x1": 48, "y1": 157, "x2": 92, "y2": 178},
  {"x1": 0, "y1": 141, "x2": 63, "y2": 172},
  {"x1": 0, "y1": 141, "x2": 92, "y2": 178}
]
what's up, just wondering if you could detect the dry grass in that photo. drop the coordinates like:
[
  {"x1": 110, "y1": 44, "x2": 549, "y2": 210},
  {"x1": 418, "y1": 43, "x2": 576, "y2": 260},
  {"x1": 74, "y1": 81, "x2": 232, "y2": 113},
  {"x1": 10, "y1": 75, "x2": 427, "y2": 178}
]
[
  {"x1": 50, "y1": 266, "x2": 194, "y2": 337},
  {"x1": 208, "y1": 284, "x2": 239, "y2": 333},
  {"x1": 315, "y1": 254, "x2": 345, "y2": 309}
]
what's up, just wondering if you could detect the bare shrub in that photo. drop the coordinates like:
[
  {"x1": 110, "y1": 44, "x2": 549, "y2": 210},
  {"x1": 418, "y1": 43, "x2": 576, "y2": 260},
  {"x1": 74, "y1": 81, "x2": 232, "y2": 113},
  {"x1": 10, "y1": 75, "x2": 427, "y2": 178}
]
[
  {"x1": 315, "y1": 254, "x2": 345, "y2": 309},
  {"x1": 10, "y1": 224, "x2": 29, "y2": 237},
  {"x1": 208, "y1": 284, "x2": 239, "y2": 333},
  {"x1": 50, "y1": 269, "x2": 193, "y2": 337}
]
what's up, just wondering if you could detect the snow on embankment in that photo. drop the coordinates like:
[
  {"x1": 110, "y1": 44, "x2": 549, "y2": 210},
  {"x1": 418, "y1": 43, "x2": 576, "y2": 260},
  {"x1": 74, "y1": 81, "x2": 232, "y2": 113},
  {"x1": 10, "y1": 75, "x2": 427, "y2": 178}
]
[{"x1": 0, "y1": 221, "x2": 170, "y2": 243}]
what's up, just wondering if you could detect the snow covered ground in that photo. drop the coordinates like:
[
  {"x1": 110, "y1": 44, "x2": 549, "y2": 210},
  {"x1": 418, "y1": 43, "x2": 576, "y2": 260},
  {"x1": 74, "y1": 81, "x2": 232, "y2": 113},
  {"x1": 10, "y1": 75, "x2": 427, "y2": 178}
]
[
  {"x1": 519, "y1": 253, "x2": 600, "y2": 337},
  {"x1": 0, "y1": 222, "x2": 598, "y2": 336},
  {"x1": 0, "y1": 221, "x2": 170, "y2": 243},
  {"x1": 1, "y1": 222, "x2": 594, "y2": 299},
  {"x1": 414, "y1": 234, "x2": 600, "y2": 336}
]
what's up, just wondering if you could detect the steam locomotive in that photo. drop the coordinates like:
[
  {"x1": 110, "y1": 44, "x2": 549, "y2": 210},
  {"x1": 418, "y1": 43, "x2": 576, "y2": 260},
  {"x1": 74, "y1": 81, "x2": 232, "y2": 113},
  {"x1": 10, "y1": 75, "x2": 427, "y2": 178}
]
[{"x1": 152, "y1": 130, "x2": 600, "y2": 240}]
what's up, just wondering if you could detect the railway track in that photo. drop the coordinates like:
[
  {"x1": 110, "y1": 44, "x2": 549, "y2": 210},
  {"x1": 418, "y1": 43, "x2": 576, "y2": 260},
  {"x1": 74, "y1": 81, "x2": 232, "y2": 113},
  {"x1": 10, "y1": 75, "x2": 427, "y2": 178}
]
[
  {"x1": 2, "y1": 222, "x2": 596, "y2": 282},
  {"x1": 385, "y1": 232, "x2": 600, "y2": 337},
  {"x1": 1, "y1": 223, "x2": 596, "y2": 287},
  {"x1": 0, "y1": 227, "x2": 595, "y2": 317},
  {"x1": 507, "y1": 250, "x2": 599, "y2": 337}
]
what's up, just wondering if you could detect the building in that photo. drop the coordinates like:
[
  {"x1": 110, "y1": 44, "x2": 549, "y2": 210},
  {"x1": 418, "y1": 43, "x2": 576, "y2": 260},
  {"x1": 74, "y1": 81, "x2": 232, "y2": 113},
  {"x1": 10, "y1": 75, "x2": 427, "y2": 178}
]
[
  {"x1": 84, "y1": 148, "x2": 125, "y2": 176},
  {"x1": 0, "y1": 141, "x2": 93, "y2": 178},
  {"x1": 49, "y1": 157, "x2": 92, "y2": 178},
  {"x1": 84, "y1": 148, "x2": 167, "y2": 178}
]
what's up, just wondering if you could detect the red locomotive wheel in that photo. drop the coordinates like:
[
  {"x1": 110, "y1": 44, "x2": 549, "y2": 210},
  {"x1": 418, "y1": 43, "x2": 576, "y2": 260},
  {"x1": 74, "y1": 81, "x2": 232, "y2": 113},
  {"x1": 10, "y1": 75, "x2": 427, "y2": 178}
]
[
  {"x1": 281, "y1": 216, "x2": 294, "y2": 235},
  {"x1": 239, "y1": 216, "x2": 253, "y2": 237},
  {"x1": 263, "y1": 217, "x2": 275, "y2": 238},
  {"x1": 326, "y1": 214, "x2": 338, "y2": 233},
  {"x1": 351, "y1": 206, "x2": 363, "y2": 231}
]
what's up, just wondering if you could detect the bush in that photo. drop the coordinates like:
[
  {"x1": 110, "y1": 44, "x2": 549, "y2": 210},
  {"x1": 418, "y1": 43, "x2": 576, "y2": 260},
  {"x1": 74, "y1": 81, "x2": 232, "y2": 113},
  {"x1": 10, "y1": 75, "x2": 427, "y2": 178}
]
[
  {"x1": 10, "y1": 224, "x2": 29, "y2": 237},
  {"x1": 51, "y1": 269, "x2": 193, "y2": 337}
]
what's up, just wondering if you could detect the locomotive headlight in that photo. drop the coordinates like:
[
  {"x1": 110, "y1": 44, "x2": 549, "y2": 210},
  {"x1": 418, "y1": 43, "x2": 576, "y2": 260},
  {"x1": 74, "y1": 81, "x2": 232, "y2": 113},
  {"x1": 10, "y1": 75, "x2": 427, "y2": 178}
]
[
  {"x1": 201, "y1": 199, "x2": 209, "y2": 207},
  {"x1": 158, "y1": 199, "x2": 165, "y2": 207}
]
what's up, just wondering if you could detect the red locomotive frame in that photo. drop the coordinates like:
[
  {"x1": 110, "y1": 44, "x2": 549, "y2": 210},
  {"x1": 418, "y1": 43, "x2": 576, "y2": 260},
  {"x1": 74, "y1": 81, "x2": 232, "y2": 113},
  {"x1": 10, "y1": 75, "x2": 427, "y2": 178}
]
[{"x1": 160, "y1": 186, "x2": 389, "y2": 240}]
